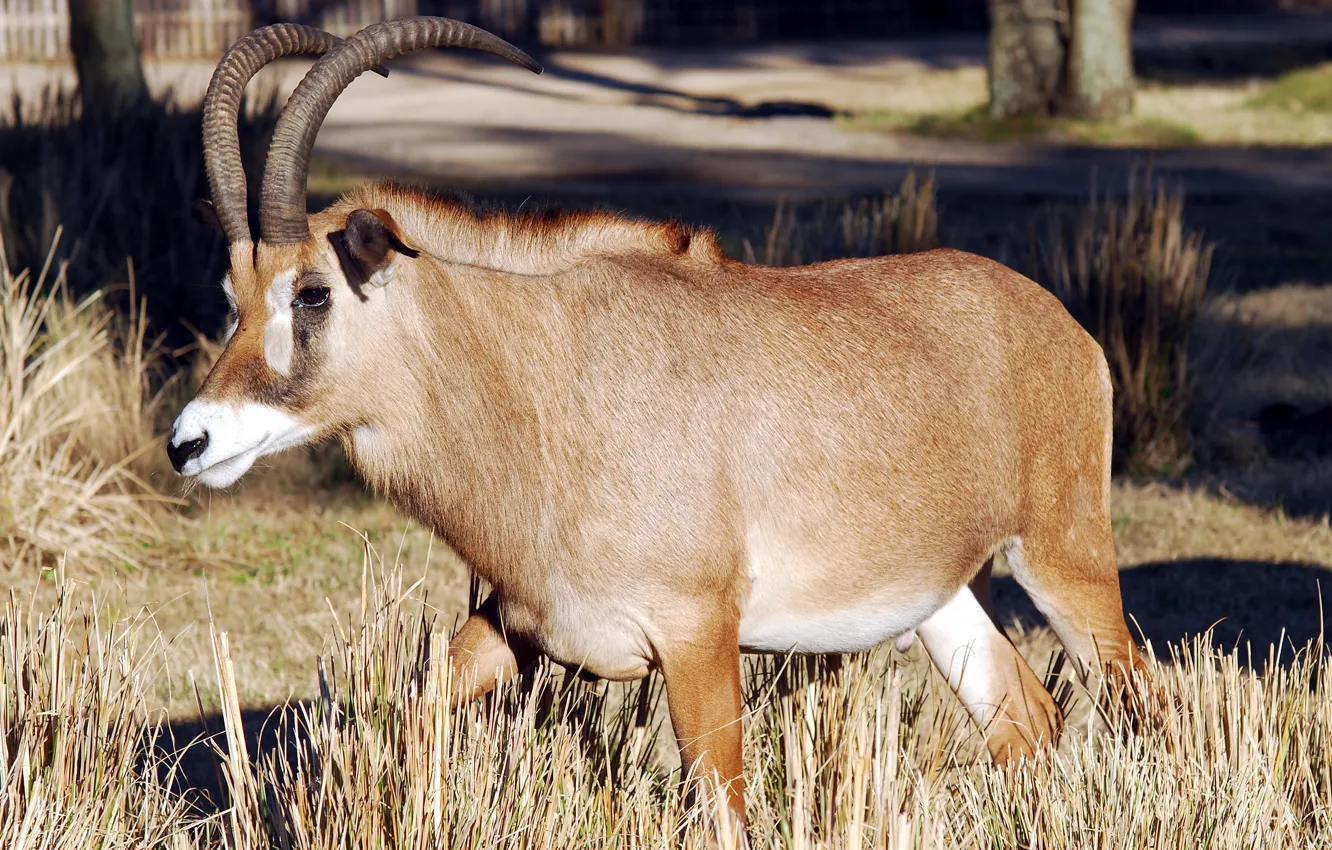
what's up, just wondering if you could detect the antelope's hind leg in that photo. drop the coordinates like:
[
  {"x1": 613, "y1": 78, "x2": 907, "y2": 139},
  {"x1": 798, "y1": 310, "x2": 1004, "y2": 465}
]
[
  {"x1": 1006, "y1": 356, "x2": 1152, "y2": 712},
  {"x1": 1004, "y1": 531, "x2": 1150, "y2": 713},
  {"x1": 917, "y1": 577, "x2": 1063, "y2": 765}
]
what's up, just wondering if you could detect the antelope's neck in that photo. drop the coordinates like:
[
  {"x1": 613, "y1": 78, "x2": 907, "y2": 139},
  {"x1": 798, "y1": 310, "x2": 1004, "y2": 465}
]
[{"x1": 343, "y1": 267, "x2": 564, "y2": 585}]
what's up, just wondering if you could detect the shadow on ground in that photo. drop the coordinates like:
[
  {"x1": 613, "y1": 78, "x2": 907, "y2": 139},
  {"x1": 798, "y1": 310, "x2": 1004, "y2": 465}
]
[
  {"x1": 317, "y1": 119, "x2": 1332, "y2": 202},
  {"x1": 152, "y1": 705, "x2": 296, "y2": 814},
  {"x1": 397, "y1": 57, "x2": 836, "y2": 118},
  {"x1": 388, "y1": 14, "x2": 1332, "y2": 82},
  {"x1": 309, "y1": 126, "x2": 1332, "y2": 296},
  {"x1": 1136, "y1": 34, "x2": 1332, "y2": 84},
  {"x1": 994, "y1": 557, "x2": 1332, "y2": 658}
]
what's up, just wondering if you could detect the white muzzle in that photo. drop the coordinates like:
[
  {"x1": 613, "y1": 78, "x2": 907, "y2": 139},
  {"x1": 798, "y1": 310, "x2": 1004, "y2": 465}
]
[{"x1": 168, "y1": 399, "x2": 313, "y2": 488}]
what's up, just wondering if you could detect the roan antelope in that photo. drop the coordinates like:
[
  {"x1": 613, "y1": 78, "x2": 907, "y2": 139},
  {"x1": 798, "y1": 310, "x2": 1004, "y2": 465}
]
[{"x1": 171, "y1": 17, "x2": 1148, "y2": 826}]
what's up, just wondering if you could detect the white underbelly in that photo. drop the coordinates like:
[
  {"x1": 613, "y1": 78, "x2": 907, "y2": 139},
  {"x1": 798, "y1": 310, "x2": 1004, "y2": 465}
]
[
  {"x1": 737, "y1": 527, "x2": 945, "y2": 654},
  {"x1": 739, "y1": 598, "x2": 935, "y2": 654}
]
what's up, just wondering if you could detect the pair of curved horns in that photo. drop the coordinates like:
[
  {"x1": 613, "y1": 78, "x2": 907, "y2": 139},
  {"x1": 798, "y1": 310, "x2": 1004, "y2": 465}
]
[{"x1": 203, "y1": 18, "x2": 542, "y2": 248}]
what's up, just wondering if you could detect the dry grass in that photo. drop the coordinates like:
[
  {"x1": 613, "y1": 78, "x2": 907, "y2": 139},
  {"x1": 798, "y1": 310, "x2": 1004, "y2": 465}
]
[
  {"x1": 5, "y1": 554, "x2": 1332, "y2": 849},
  {"x1": 744, "y1": 172, "x2": 938, "y2": 267},
  {"x1": 1110, "y1": 480, "x2": 1332, "y2": 568},
  {"x1": 0, "y1": 577, "x2": 199, "y2": 849},
  {"x1": 1030, "y1": 170, "x2": 1214, "y2": 475},
  {"x1": 0, "y1": 236, "x2": 176, "y2": 570}
]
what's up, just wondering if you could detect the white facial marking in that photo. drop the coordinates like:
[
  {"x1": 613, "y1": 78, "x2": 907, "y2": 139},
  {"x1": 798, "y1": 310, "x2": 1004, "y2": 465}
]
[
  {"x1": 916, "y1": 585, "x2": 1003, "y2": 728},
  {"x1": 170, "y1": 398, "x2": 313, "y2": 488},
  {"x1": 263, "y1": 268, "x2": 297, "y2": 376},
  {"x1": 221, "y1": 272, "x2": 237, "y2": 307},
  {"x1": 350, "y1": 425, "x2": 388, "y2": 464},
  {"x1": 220, "y1": 273, "x2": 238, "y2": 343}
]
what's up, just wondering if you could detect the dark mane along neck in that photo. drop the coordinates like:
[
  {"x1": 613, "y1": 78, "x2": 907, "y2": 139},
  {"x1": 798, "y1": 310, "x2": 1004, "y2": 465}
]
[{"x1": 330, "y1": 182, "x2": 726, "y2": 275}]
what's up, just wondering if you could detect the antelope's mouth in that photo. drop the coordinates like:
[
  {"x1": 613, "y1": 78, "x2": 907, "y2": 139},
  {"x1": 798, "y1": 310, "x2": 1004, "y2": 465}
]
[{"x1": 169, "y1": 399, "x2": 314, "y2": 488}]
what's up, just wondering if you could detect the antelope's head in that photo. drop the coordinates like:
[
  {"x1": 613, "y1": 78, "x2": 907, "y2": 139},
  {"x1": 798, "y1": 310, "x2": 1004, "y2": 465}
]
[{"x1": 169, "y1": 19, "x2": 540, "y2": 487}]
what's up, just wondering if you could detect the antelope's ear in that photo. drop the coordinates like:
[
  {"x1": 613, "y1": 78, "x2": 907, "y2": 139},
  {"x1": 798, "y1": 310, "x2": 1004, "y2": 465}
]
[
  {"x1": 337, "y1": 208, "x2": 419, "y2": 286},
  {"x1": 192, "y1": 199, "x2": 222, "y2": 231}
]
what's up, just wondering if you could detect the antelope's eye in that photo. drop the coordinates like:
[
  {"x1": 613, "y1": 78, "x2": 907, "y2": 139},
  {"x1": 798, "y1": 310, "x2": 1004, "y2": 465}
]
[{"x1": 294, "y1": 286, "x2": 330, "y2": 308}]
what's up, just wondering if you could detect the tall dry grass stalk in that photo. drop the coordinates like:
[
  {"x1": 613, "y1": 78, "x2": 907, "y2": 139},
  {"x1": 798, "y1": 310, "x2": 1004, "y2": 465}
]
[
  {"x1": 0, "y1": 576, "x2": 200, "y2": 848},
  {"x1": 0, "y1": 235, "x2": 176, "y2": 569},
  {"x1": 748, "y1": 172, "x2": 939, "y2": 266},
  {"x1": 1031, "y1": 170, "x2": 1214, "y2": 475}
]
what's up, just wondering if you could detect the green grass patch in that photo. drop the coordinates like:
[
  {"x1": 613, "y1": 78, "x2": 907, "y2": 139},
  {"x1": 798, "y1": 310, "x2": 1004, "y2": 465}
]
[
  {"x1": 1068, "y1": 115, "x2": 1202, "y2": 147},
  {"x1": 913, "y1": 106, "x2": 1201, "y2": 147},
  {"x1": 844, "y1": 105, "x2": 1200, "y2": 147},
  {"x1": 1248, "y1": 63, "x2": 1332, "y2": 113}
]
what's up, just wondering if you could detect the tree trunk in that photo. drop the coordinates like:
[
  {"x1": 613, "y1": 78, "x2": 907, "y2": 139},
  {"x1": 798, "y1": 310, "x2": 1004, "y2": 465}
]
[
  {"x1": 1064, "y1": 0, "x2": 1136, "y2": 119},
  {"x1": 601, "y1": 0, "x2": 647, "y2": 46},
  {"x1": 986, "y1": 0, "x2": 1066, "y2": 119},
  {"x1": 68, "y1": 0, "x2": 148, "y2": 116}
]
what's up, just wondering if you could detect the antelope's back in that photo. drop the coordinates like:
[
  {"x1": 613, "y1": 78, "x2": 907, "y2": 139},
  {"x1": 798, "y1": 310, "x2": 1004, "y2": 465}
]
[{"x1": 569, "y1": 245, "x2": 1111, "y2": 589}]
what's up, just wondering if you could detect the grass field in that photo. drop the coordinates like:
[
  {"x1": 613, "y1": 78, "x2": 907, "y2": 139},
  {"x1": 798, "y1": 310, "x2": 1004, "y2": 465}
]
[
  {"x1": 4, "y1": 167, "x2": 1332, "y2": 846},
  {"x1": 6, "y1": 500, "x2": 1332, "y2": 848}
]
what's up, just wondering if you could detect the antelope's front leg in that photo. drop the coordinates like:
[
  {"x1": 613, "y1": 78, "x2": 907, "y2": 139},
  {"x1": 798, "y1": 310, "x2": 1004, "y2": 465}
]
[
  {"x1": 447, "y1": 594, "x2": 539, "y2": 705},
  {"x1": 657, "y1": 614, "x2": 747, "y2": 828}
]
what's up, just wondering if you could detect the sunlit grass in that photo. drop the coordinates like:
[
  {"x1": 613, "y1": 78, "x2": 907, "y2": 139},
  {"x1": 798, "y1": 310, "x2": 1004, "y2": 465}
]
[
  {"x1": 5, "y1": 556, "x2": 1332, "y2": 849},
  {"x1": 841, "y1": 106, "x2": 1201, "y2": 147},
  {"x1": 1248, "y1": 62, "x2": 1332, "y2": 113},
  {"x1": 0, "y1": 234, "x2": 178, "y2": 570},
  {"x1": 839, "y1": 68, "x2": 1332, "y2": 147}
]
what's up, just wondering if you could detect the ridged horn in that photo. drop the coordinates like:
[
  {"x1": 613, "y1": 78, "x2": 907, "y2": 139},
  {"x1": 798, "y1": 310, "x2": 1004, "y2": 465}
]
[
  {"x1": 203, "y1": 24, "x2": 389, "y2": 246},
  {"x1": 259, "y1": 17, "x2": 542, "y2": 244}
]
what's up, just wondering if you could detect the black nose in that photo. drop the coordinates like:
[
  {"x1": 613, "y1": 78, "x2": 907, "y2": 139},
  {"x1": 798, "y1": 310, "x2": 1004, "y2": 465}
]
[{"x1": 167, "y1": 432, "x2": 209, "y2": 473}]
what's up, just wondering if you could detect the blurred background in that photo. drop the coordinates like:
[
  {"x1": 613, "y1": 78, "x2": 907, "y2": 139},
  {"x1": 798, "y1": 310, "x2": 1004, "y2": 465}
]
[
  {"x1": 5, "y1": 0, "x2": 1332, "y2": 54},
  {"x1": 2, "y1": 0, "x2": 1332, "y2": 733},
  {"x1": 4, "y1": 6, "x2": 1332, "y2": 843}
]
